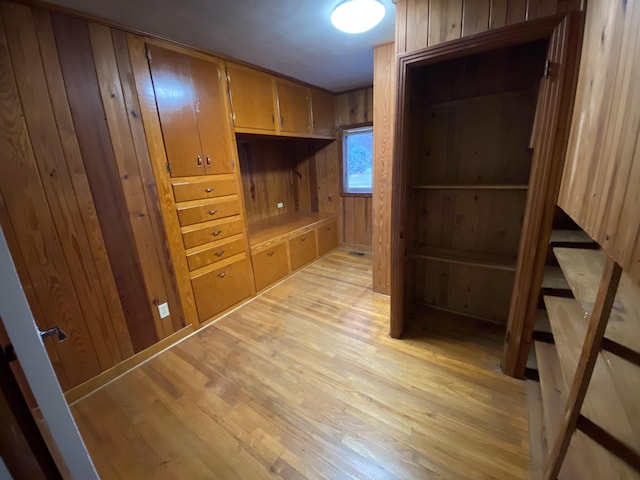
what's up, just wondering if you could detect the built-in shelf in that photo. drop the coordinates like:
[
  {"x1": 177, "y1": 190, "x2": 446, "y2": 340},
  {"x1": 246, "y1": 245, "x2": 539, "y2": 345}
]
[
  {"x1": 534, "y1": 341, "x2": 591, "y2": 479},
  {"x1": 423, "y1": 87, "x2": 536, "y2": 110},
  {"x1": 248, "y1": 211, "x2": 336, "y2": 250},
  {"x1": 542, "y1": 296, "x2": 640, "y2": 477},
  {"x1": 550, "y1": 229, "x2": 594, "y2": 245},
  {"x1": 541, "y1": 265, "x2": 571, "y2": 291},
  {"x1": 410, "y1": 246, "x2": 517, "y2": 271},
  {"x1": 553, "y1": 247, "x2": 640, "y2": 353},
  {"x1": 409, "y1": 184, "x2": 529, "y2": 190}
]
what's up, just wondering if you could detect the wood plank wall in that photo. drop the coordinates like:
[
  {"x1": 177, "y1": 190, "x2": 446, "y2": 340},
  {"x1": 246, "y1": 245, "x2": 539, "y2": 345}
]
[
  {"x1": 368, "y1": 0, "x2": 582, "y2": 293},
  {"x1": 0, "y1": 1, "x2": 185, "y2": 391},
  {"x1": 336, "y1": 87, "x2": 374, "y2": 248},
  {"x1": 558, "y1": 0, "x2": 640, "y2": 285}
]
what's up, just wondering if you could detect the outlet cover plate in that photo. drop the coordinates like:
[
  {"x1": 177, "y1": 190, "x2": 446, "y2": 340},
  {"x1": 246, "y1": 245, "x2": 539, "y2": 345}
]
[
  {"x1": 277, "y1": 202, "x2": 284, "y2": 209},
  {"x1": 158, "y1": 302, "x2": 170, "y2": 319}
]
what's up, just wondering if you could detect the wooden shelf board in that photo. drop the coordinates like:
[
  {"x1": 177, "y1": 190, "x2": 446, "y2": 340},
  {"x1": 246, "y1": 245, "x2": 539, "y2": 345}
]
[
  {"x1": 553, "y1": 247, "x2": 640, "y2": 353},
  {"x1": 534, "y1": 341, "x2": 606, "y2": 479},
  {"x1": 424, "y1": 87, "x2": 536, "y2": 110},
  {"x1": 534, "y1": 309, "x2": 552, "y2": 334},
  {"x1": 410, "y1": 246, "x2": 517, "y2": 271},
  {"x1": 409, "y1": 184, "x2": 528, "y2": 190},
  {"x1": 544, "y1": 295, "x2": 640, "y2": 462},
  {"x1": 541, "y1": 266, "x2": 570, "y2": 291},
  {"x1": 248, "y1": 211, "x2": 336, "y2": 249},
  {"x1": 550, "y1": 230, "x2": 594, "y2": 245},
  {"x1": 525, "y1": 379, "x2": 547, "y2": 480}
]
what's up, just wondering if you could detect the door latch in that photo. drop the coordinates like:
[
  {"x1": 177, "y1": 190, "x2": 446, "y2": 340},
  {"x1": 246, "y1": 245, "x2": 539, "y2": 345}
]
[{"x1": 39, "y1": 327, "x2": 67, "y2": 343}]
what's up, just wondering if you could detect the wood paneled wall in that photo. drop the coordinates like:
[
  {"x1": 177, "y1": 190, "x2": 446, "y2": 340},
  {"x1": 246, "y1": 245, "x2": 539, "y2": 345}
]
[
  {"x1": 336, "y1": 87, "x2": 374, "y2": 248},
  {"x1": 395, "y1": 0, "x2": 579, "y2": 54},
  {"x1": 237, "y1": 137, "x2": 337, "y2": 223},
  {"x1": 558, "y1": 0, "x2": 640, "y2": 285},
  {"x1": 0, "y1": 2, "x2": 185, "y2": 391},
  {"x1": 373, "y1": 42, "x2": 396, "y2": 294}
]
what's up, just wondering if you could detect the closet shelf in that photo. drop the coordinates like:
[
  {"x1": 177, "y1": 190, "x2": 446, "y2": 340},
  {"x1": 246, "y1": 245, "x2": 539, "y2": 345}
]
[
  {"x1": 543, "y1": 296, "x2": 640, "y2": 474},
  {"x1": 410, "y1": 246, "x2": 517, "y2": 271},
  {"x1": 553, "y1": 247, "x2": 640, "y2": 353},
  {"x1": 534, "y1": 341, "x2": 591, "y2": 479},
  {"x1": 422, "y1": 87, "x2": 536, "y2": 110},
  {"x1": 409, "y1": 184, "x2": 529, "y2": 190},
  {"x1": 550, "y1": 230, "x2": 594, "y2": 245},
  {"x1": 541, "y1": 265, "x2": 571, "y2": 291}
]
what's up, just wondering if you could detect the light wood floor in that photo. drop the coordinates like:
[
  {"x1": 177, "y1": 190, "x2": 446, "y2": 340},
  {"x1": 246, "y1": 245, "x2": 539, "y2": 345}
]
[{"x1": 71, "y1": 249, "x2": 530, "y2": 479}]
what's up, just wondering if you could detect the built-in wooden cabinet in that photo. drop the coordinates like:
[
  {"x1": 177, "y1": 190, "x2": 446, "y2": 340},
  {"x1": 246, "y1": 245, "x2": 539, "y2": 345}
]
[
  {"x1": 289, "y1": 230, "x2": 317, "y2": 271},
  {"x1": 226, "y1": 63, "x2": 277, "y2": 132},
  {"x1": 191, "y1": 257, "x2": 253, "y2": 322},
  {"x1": 148, "y1": 45, "x2": 235, "y2": 177},
  {"x1": 252, "y1": 242, "x2": 289, "y2": 291},
  {"x1": 276, "y1": 79, "x2": 311, "y2": 135},
  {"x1": 227, "y1": 63, "x2": 334, "y2": 139},
  {"x1": 311, "y1": 88, "x2": 336, "y2": 137},
  {"x1": 317, "y1": 221, "x2": 339, "y2": 256}
]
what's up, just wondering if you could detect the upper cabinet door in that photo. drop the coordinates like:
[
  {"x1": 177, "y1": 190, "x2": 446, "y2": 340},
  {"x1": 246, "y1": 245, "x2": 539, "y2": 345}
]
[
  {"x1": 226, "y1": 64, "x2": 277, "y2": 132},
  {"x1": 310, "y1": 89, "x2": 336, "y2": 137},
  {"x1": 189, "y1": 57, "x2": 235, "y2": 175},
  {"x1": 147, "y1": 45, "x2": 204, "y2": 177},
  {"x1": 276, "y1": 80, "x2": 311, "y2": 135}
]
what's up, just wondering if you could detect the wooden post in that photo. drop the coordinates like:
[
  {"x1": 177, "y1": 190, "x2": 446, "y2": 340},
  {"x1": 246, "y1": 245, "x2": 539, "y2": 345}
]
[{"x1": 544, "y1": 256, "x2": 623, "y2": 479}]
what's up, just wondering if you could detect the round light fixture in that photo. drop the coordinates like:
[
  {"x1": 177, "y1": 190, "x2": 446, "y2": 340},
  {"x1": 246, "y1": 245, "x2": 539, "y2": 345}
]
[{"x1": 331, "y1": 0, "x2": 386, "y2": 34}]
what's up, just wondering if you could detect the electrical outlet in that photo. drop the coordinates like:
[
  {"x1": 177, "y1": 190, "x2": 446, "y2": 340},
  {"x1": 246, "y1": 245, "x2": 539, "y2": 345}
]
[
  {"x1": 158, "y1": 302, "x2": 170, "y2": 319},
  {"x1": 277, "y1": 202, "x2": 284, "y2": 209}
]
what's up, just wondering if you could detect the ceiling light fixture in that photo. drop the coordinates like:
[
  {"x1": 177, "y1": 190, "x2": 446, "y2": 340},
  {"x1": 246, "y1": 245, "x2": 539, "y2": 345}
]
[{"x1": 331, "y1": 0, "x2": 386, "y2": 34}]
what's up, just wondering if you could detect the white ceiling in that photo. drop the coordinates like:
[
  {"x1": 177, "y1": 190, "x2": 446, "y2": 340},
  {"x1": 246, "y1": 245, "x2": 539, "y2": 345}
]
[{"x1": 47, "y1": 0, "x2": 396, "y2": 92}]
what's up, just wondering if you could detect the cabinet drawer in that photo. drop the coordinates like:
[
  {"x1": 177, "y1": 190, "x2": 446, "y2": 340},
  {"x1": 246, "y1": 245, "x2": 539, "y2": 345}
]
[
  {"x1": 182, "y1": 218, "x2": 245, "y2": 249},
  {"x1": 172, "y1": 176, "x2": 237, "y2": 203},
  {"x1": 317, "y1": 222, "x2": 338, "y2": 255},
  {"x1": 289, "y1": 231, "x2": 317, "y2": 271},
  {"x1": 187, "y1": 236, "x2": 246, "y2": 271},
  {"x1": 252, "y1": 242, "x2": 289, "y2": 291},
  {"x1": 191, "y1": 258, "x2": 252, "y2": 322},
  {"x1": 177, "y1": 198, "x2": 240, "y2": 226}
]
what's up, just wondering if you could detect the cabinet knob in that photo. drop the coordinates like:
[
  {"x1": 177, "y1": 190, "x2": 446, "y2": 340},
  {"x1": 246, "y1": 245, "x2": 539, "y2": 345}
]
[
  {"x1": 206, "y1": 155, "x2": 212, "y2": 167},
  {"x1": 211, "y1": 230, "x2": 223, "y2": 237},
  {"x1": 217, "y1": 271, "x2": 228, "y2": 278},
  {"x1": 204, "y1": 187, "x2": 214, "y2": 193},
  {"x1": 267, "y1": 251, "x2": 275, "y2": 257},
  {"x1": 197, "y1": 155, "x2": 203, "y2": 167},
  {"x1": 214, "y1": 250, "x2": 225, "y2": 258},
  {"x1": 300, "y1": 237, "x2": 306, "y2": 242},
  {"x1": 207, "y1": 209, "x2": 218, "y2": 216}
]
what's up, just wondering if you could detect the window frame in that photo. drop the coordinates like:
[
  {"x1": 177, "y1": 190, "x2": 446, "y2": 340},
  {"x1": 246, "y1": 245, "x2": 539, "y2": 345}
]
[{"x1": 340, "y1": 123, "x2": 374, "y2": 197}]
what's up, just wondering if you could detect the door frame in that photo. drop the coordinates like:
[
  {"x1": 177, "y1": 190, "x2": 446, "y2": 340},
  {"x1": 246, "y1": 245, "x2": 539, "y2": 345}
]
[
  {"x1": 0, "y1": 225, "x2": 98, "y2": 478},
  {"x1": 390, "y1": 14, "x2": 583, "y2": 378}
]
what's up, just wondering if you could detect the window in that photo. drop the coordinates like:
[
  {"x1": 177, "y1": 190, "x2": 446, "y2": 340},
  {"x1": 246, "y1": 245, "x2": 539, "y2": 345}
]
[{"x1": 342, "y1": 126, "x2": 373, "y2": 194}]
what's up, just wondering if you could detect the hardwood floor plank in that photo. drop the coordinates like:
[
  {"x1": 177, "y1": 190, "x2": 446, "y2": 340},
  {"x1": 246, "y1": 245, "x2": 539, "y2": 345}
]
[{"x1": 72, "y1": 250, "x2": 530, "y2": 479}]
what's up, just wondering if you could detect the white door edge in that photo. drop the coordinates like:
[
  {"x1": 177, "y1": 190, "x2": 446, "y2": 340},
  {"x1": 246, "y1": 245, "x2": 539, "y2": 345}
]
[{"x1": 0, "y1": 225, "x2": 98, "y2": 479}]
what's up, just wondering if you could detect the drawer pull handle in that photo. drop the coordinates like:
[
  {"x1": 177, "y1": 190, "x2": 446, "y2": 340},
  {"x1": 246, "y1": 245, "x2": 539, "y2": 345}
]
[
  {"x1": 197, "y1": 155, "x2": 203, "y2": 167},
  {"x1": 204, "y1": 187, "x2": 214, "y2": 193},
  {"x1": 208, "y1": 209, "x2": 218, "y2": 215},
  {"x1": 300, "y1": 237, "x2": 306, "y2": 242},
  {"x1": 211, "y1": 230, "x2": 223, "y2": 237},
  {"x1": 206, "y1": 155, "x2": 212, "y2": 167},
  {"x1": 214, "y1": 250, "x2": 225, "y2": 257},
  {"x1": 267, "y1": 251, "x2": 275, "y2": 257},
  {"x1": 217, "y1": 271, "x2": 228, "y2": 278}
]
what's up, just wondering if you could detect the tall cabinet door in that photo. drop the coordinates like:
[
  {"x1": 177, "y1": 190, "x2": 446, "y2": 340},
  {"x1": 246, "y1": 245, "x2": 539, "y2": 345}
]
[
  {"x1": 148, "y1": 45, "x2": 204, "y2": 177},
  {"x1": 189, "y1": 57, "x2": 235, "y2": 175}
]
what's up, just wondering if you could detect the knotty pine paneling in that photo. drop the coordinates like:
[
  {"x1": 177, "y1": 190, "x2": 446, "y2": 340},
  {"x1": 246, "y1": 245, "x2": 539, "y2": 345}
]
[
  {"x1": 336, "y1": 87, "x2": 374, "y2": 247},
  {"x1": 373, "y1": 43, "x2": 395, "y2": 294},
  {"x1": 395, "y1": 0, "x2": 579, "y2": 54},
  {"x1": 0, "y1": 1, "x2": 184, "y2": 390},
  {"x1": 558, "y1": 0, "x2": 640, "y2": 285}
]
